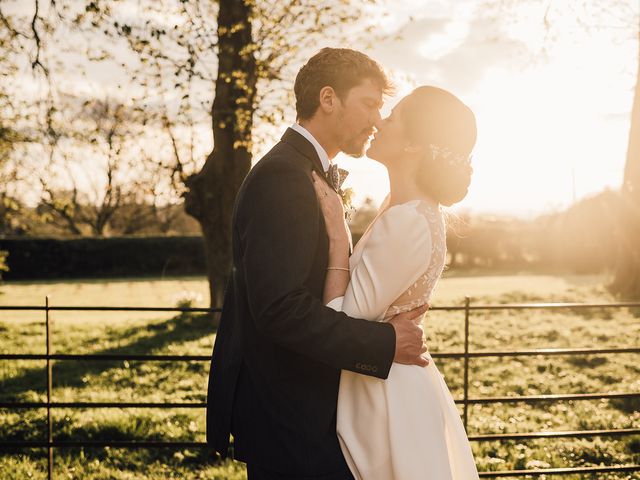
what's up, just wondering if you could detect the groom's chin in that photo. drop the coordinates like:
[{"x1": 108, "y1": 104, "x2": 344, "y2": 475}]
[
  {"x1": 345, "y1": 150, "x2": 366, "y2": 159},
  {"x1": 342, "y1": 141, "x2": 369, "y2": 159}
]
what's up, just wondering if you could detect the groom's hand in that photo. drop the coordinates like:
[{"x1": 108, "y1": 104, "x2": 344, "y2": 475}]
[{"x1": 388, "y1": 304, "x2": 430, "y2": 367}]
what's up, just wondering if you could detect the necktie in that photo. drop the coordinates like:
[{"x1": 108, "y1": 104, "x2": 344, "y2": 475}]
[{"x1": 326, "y1": 164, "x2": 349, "y2": 192}]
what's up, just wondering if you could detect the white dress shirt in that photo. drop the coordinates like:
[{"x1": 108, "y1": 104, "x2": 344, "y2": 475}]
[
  {"x1": 291, "y1": 122, "x2": 352, "y2": 252},
  {"x1": 290, "y1": 123, "x2": 331, "y2": 172}
]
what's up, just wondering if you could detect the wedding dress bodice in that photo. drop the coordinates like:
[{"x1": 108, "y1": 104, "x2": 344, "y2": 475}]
[{"x1": 335, "y1": 196, "x2": 446, "y2": 322}]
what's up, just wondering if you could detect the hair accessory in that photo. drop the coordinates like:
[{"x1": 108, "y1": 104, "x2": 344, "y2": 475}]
[{"x1": 429, "y1": 144, "x2": 470, "y2": 167}]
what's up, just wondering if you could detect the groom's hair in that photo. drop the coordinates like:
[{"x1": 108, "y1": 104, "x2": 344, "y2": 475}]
[{"x1": 294, "y1": 48, "x2": 393, "y2": 120}]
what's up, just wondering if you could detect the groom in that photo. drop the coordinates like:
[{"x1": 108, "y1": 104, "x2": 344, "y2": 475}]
[{"x1": 206, "y1": 48, "x2": 428, "y2": 479}]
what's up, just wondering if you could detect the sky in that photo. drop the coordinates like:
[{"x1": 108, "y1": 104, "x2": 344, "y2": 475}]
[
  {"x1": 7, "y1": 0, "x2": 640, "y2": 218},
  {"x1": 333, "y1": 0, "x2": 639, "y2": 217}
]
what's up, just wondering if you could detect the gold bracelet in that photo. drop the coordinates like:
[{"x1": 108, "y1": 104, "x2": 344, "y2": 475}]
[{"x1": 327, "y1": 267, "x2": 350, "y2": 272}]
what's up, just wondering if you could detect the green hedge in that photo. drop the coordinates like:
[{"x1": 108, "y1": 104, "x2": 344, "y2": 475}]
[{"x1": 0, "y1": 236, "x2": 207, "y2": 280}]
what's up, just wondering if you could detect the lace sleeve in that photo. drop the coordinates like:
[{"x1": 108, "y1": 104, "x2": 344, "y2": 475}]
[{"x1": 338, "y1": 204, "x2": 433, "y2": 321}]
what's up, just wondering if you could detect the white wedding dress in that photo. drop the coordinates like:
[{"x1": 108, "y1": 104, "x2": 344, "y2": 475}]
[{"x1": 327, "y1": 196, "x2": 479, "y2": 480}]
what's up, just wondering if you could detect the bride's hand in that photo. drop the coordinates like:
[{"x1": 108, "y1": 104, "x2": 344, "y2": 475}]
[{"x1": 312, "y1": 170, "x2": 349, "y2": 250}]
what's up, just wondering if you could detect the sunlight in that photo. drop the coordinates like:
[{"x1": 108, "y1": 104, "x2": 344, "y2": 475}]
[
  {"x1": 460, "y1": 61, "x2": 630, "y2": 214},
  {"x1": 337, "y1": 45, "x2": 634, "y2": 215},
  {"x1": 2, "y1": 2, "x2": 640, "y2": 476},
  {"x1": 418, "y1": 19, "x2": 471, "y2": 61}
]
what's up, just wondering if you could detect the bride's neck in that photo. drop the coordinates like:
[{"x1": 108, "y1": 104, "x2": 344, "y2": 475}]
[{"x1": 387, "y1": 165, "x2": 426, "y2": 207}]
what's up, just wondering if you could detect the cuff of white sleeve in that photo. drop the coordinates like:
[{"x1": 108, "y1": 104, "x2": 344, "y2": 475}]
[{"x1": 326, "y1": 296, "x2": 344, "y2": 311}]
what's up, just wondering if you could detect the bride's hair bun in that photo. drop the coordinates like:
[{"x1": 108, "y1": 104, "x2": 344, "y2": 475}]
[{"x1": 401, "y1": 86, "x2": 477, "y2": 207}]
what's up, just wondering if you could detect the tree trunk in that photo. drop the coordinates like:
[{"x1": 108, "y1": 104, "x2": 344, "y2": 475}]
[
  {"x1": 183, "y1": 0, "x2": 256, "y2": 310},
  {"x1": 612, "y1": 29, "x2": 640, "y2": 298}
]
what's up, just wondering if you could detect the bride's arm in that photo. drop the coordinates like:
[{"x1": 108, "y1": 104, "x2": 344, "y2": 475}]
[
  {"x1": 341, "y1": 207, "x2": 432, "y2": 320},
  {"x1": 311, "y1": 171, "x2": 351, "y2": 305},
  {"x1": 324, "y1": 240, "x2": 351, "y2": 305},
  {"x1": 313, "y1": 173, "x2": 433, "y2": 322}
]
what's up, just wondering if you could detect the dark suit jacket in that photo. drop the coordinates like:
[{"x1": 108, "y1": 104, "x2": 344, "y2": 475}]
[{"x1": 206, "y1": 128, "x2": 396, "y2": 475}]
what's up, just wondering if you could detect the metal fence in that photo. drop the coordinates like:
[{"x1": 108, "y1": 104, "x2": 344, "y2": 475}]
[{"x1": 1, "y1": 297, "x2": 639, "y2": 479}]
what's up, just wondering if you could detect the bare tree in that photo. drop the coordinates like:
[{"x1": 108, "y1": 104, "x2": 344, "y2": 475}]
[
  {"x1": 2, "y1": 0, "x2": 393, "y2": 305},
  {"x1": 613, "y1": 22, "x2": 640, "y2": 297},
  {"x1": 35, "y1": 97, "x2": 143, "y2": 236},
  {"x1": 0, "y1": 5, "x2": 35, "y2": 247},
  {"x1": 79, "y1": 0, "x2": 391, "y2": 307}
]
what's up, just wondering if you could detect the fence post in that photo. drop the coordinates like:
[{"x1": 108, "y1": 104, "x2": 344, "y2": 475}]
[
  {"x1": 463, "y1": 296, "x2": 470, "y2": 430},
  {"x1": 45, "y1": 296, "x2": 53, "y2": 480}
]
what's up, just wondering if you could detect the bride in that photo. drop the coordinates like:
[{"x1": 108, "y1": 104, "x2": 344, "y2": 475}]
[{"x1": 311, "y1": 86, "x2": 479, "y2": 479}]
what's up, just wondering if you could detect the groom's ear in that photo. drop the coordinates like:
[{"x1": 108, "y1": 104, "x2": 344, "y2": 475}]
[{"x1": 318, "y1": 86, "x2": 337, "y2": 114}]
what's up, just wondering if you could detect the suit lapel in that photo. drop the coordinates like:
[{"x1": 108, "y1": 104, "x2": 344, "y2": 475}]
[{"x1": 281, "y1": 127, "x2": 352, "y2": 255}]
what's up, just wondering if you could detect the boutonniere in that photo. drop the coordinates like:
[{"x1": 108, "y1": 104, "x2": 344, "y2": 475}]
[{"x1": 339, "y1": 187, "x2": 356, "y2": 222}]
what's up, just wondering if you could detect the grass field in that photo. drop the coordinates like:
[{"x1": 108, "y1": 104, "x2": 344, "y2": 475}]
[{"x1": 1, "y1": 273, "x2": 639, "y2": 479}]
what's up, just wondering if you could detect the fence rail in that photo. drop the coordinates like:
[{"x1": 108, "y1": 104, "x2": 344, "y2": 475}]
[{"x1": 1, "y1": 298, "x2": 639, "y2": 479}]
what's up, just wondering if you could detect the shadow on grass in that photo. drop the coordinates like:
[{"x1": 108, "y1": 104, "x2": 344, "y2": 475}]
[
  {"x1": 0, "y1": 409, "x2": 223, "y2": 465},
  {"x1": 0, "y1": 312, "x2": 218, "y2": 401}
]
